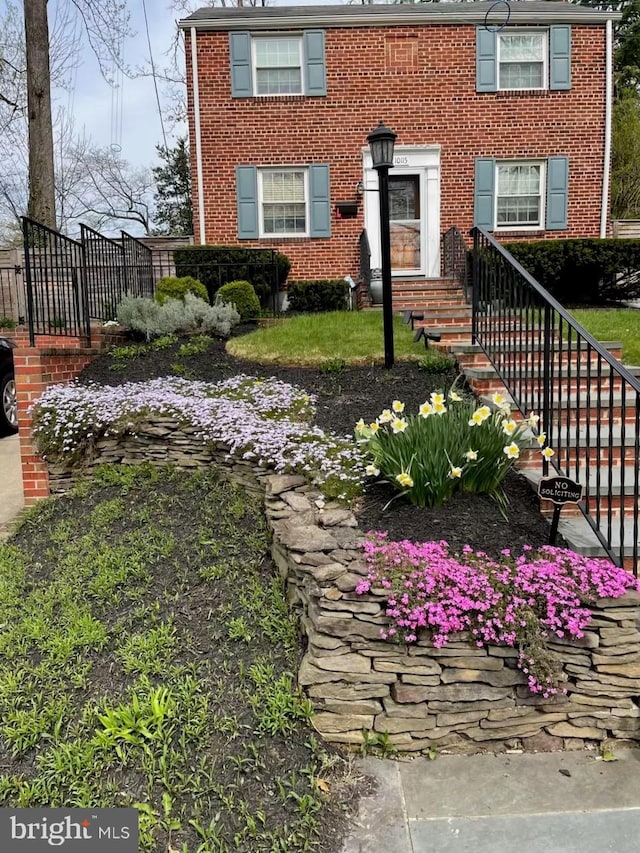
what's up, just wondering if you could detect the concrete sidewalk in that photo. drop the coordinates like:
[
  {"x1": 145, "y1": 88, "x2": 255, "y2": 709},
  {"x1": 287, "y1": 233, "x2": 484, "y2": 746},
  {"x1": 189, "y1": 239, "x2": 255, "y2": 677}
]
[
  {"x1": 0, "y1": 434, "x2": 24, "y2": 539},
  {"x1": 342, "y1": 749, "x2": 640, "y2": 853}
]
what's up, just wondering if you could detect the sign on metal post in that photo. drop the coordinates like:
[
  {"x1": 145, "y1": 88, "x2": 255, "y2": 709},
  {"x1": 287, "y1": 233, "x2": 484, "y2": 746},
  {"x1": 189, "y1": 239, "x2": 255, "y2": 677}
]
[{"x1": 537, "y1": 476, "x2": 583, "y2": 546}]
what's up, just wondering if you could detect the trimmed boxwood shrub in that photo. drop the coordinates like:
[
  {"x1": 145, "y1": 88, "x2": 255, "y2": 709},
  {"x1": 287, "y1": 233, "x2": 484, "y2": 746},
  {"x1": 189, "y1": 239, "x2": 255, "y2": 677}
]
[
  {"x1": 155, "y1": 276, "x2": 208, "y2": 305},
  {"x1": 216, "y1": 280, "x2": 261, "y2": 321},
  {"x1": 173, "y1": 246, "x2": 291, "y2": 309},
  {"x1": 503, "y1": 238, "x2": 640, "y2": 305},
  {"x1": 286, "y1": 280, "x2": 349, "y2": 313}
]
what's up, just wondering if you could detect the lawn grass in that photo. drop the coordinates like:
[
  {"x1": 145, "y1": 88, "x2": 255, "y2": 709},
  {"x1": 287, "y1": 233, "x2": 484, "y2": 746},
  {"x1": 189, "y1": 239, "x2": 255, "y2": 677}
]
[
  {"x1": 568, "y1": 307, "x2": 640, "y2": 365},
  {"x1": 226, "y1": 311, "x2": 454, "y2": 368},
  {"x1": 1, "y1": 464, "x2": 356, "y2": 852}
]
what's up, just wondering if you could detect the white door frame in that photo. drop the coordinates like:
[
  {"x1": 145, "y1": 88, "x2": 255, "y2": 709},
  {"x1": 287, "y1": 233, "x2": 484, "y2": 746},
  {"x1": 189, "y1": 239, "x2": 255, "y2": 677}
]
[{"x1": 362, "y1": 145, "x2": 441, "y2": 278}]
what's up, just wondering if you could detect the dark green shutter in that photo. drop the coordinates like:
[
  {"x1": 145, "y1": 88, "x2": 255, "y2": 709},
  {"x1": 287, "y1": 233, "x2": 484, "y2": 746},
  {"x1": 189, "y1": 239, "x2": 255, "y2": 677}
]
[
  {"x1": 474, "y1": 158, "x2": 496, "y2": 230},
  {"x1": 476, "y1": 28, "x2": 497, "y2": 93},
  {"x1": 546, "y1": 157, "x2": 569, "y2": 230},
  {"x1": 550, "y1": 26, "x2": 571, "y2": 91},
  {"x1": 236, "y1": 166, "x2": 258, "y2": 238},
  {"x1": 229, "y1": 32, "x2": 252, "y2": 98},
  {"x1": 303, "y1": 31, "x2": 326, "y2": 96},
  {"x1": 309, "y1": 164, "x2": 330, "y2": 238}
]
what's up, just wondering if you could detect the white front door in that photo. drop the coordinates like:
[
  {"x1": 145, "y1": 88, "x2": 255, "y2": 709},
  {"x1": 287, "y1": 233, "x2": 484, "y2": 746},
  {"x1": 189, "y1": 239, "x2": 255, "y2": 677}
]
[{"x1": 363, "y1": 145, "x2": 441, "y2": 278}]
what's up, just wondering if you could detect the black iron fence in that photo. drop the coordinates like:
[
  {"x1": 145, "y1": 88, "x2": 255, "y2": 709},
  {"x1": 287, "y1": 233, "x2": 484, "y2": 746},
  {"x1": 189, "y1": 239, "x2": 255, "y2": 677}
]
[
  {"x1": 122, "y1": 231, "x2": 154, "y2": 300},
  {"x1": 22, "y1": 217, "x2": 90, "y2": 345},
  {"x1": 472, "y1": 226, "x2": 640, "y2": 573}
]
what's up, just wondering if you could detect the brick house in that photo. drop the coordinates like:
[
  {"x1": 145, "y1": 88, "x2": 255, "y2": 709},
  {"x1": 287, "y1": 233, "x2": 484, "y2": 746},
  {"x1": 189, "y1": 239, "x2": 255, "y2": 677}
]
[{"x1": 178, "y1": 1, "x2": 619, "y2": 287}]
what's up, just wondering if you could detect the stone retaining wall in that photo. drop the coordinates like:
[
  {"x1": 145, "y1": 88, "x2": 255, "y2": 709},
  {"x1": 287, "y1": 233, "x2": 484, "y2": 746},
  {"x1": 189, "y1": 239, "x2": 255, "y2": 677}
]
[{"x1": 45, "y1": 416, "x2": 640, "y2": 753}]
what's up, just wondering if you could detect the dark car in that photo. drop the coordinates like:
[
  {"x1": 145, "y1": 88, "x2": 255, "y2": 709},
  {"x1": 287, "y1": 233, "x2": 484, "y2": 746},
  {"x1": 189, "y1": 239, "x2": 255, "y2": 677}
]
[{"x1": 0, "y1": 336, "x2": 17, "y2": 435}]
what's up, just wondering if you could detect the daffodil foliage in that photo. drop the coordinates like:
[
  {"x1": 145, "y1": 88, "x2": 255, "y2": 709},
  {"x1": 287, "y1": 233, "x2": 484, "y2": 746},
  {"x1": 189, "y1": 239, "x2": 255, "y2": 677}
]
[{"x1": 354, "y1": 390, "x2": 551, "y2": 509}]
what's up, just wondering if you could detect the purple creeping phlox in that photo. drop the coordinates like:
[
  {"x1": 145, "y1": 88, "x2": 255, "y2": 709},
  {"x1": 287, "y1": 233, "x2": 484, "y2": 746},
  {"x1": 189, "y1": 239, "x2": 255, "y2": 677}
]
[
  {"x1": 356, "y1": 534, "x2": 640, "y2": 697},
  {"x1": 29, "y1": 375, "x2": 366, "y2": 500}
]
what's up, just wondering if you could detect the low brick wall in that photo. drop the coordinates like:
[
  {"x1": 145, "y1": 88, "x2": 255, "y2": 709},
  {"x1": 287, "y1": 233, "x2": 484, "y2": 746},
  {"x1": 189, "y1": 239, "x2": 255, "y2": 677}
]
[{"x1": 43, "y1": 415, "x2": 640, "y2": 753}]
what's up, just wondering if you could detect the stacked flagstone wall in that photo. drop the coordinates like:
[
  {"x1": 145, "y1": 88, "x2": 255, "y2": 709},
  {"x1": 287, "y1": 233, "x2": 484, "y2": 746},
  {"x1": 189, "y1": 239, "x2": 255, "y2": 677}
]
[{"x1": 45, "y1": 416, "x2": 640, "y2": 753}]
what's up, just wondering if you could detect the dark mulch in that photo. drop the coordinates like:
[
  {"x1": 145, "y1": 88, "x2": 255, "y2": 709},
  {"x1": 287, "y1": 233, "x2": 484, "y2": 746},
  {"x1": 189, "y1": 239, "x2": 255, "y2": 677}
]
[{"x1": 79, "y1": 331, "x2": 560, "y2": 556}]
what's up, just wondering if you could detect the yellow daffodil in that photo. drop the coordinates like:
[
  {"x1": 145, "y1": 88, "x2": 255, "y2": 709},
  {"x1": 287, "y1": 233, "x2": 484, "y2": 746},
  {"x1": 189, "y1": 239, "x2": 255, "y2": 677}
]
[
  {"x1": 391, "y1": 417, "x2": 408, "y2": 434},
  {"x1": 355, "y1": 419, "x2": 366, "y2": 433},
  {"x1": 396, "y1": 471, "x2": 414, "y2": 488},
  {"x1": 503, "y1": 443, "x2": 520, "y2": 459},
  {"x1": 449, "y1": 466, "x2": 462, "y2": 479},
  {"x1": 379, "y1": 409, "x2": 393, "y2": 423},
  {"x1": 502, "y1": 419, "x2": 517, "y2": 436},
  {"x1": 433, "y1": 401, "x2": 447, "y2": 415},
  {"x1": 392, "y1": 399, "x2": 405, "y2": 413},
  {"x1": 465, "y1": 449, "x2": 478, "y2": 461},
  {"x1": 536, "y1": 433, "x2": 547, "y2": 446},
  {"x1": 430, "y1": 392, "x2": 445, "y2": 406},
  {"x1": 369, "y1": 421, "x2": 380, "y2": 433},
  {"x1": 448, "y1": 391, "x2": 462, "y2": 402},
  {"x1": 419, "y1": 402, "x2": 433, "y2": 418},
  {"x1": 541, "y1": 446, "x2": 555, "y2": 460},
  {"x1": 365, "y1": 464, "x2": 380, "y2": 477}
]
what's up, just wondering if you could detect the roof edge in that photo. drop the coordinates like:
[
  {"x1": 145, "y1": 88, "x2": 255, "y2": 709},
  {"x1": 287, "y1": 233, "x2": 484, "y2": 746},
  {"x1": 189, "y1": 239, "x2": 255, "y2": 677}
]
[{"x1": 178, "y1": 6, "x2": 622, "y2": 32}]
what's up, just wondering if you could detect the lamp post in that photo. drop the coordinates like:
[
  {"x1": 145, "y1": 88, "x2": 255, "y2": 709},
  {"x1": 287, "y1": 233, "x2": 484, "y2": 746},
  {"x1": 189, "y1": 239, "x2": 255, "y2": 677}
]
[{"x1": 367, "y1": 121, "x2": 397, "y2": 369}]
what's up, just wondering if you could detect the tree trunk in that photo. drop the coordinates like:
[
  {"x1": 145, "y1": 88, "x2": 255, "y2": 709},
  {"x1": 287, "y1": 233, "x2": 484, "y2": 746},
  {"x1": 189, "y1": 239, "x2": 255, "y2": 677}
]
[{"x1": 24, "y1": 0, "x2": 56, "y2": 229}]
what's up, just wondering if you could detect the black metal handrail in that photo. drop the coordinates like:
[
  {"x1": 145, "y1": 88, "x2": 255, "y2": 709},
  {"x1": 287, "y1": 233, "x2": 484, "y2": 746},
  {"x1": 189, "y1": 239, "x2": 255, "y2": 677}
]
[
  {"x1": 472, "y1": 226, "x2": 640, "y2": 573},
  {"x1": 81, "y1": 224, "x2": 127, "y2": 321},
  {"x1": 442, "y1": 226, "x2": 469, "y2": 297}
]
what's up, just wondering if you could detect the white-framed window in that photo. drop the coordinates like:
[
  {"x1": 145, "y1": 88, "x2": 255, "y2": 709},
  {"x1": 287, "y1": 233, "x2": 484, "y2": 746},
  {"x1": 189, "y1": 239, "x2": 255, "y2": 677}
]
[
  {"x1": 259, "y1": 168, "x2": 308, "y2": 236},
  {"x1": 495, "y1": 161, "x2": 545, "y2": 230},
  {"x1": 498, "y1": 31, "x2": 547, "y2": 90},
  {"x1": 253, "y1": 36, "x2": 302, "y2": 96}
]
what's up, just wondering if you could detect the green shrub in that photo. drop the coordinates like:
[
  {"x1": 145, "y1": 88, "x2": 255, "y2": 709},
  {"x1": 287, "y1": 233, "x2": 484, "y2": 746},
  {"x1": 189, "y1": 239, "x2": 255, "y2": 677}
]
[
  {"x1": 155, "y1": 276, "x2": 209, "y2": 305},
  {"x1": 116, "y1": 294, "x2": 240, "y2": 341},
  {"x1": 286, "y1": 280, "x2": 349, "y2": 313},
  {"x1": 503, "y1": 238, "x2": 640, "y2": 305},
  {"x1": 215, "y1": 280, "x2": 261, "y2": 321},
  {"x1": 173, "y1": 246, "x2": 291, "y2": 309}
]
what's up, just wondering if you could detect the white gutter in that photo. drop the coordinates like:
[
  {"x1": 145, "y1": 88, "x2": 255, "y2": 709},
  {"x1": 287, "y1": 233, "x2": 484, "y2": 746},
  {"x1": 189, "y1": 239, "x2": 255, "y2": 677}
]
[
  {"x1": 190, "y1": 27, "x2": 206, "y2": 245},
  {"x1": 601, "y1": 19, "x2": 613, "y2": 238}
]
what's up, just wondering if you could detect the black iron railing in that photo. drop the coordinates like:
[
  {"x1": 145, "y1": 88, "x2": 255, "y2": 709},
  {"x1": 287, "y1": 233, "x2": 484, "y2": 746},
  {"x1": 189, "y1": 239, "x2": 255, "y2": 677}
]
[
  {"x1": 442, "y1": 226, "x2": 469, "y2": 297},
  {"x1": 122, "y1": 232, "x2": 154, "y2": 300},
  {"x1": 359, "y1": 229, "x2": 371, "y2": 291},
  {"x1": 22, "y1": 217, "x2": 91, "y2": 345},
  {"x1": 81, "y1": 224, "x2": 127, "y2": 321},
  {"x1": 472, "y1": 227, "x2": 640, "y2": 573}
]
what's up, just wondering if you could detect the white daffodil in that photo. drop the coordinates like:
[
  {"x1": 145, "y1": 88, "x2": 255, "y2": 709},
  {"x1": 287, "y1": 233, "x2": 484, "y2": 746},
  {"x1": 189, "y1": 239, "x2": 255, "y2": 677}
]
[
  {"x1": 536, "y1": 433, "x2": 547, "y2": 446},
  {"x1": 355, "y1": 418, "x2": 366, "y2": 433},
  {"x1": 448, "y1": 391, "x2": 462, "y2": 402},
  {"x1": 449, "y1": 466, "x2": 462, "y2": 479},
  {"x1": 391, "y1": 417, "x2": 408, "y2": 434},
  {"x1": 365, "y1": 464, "x2": 381, "y2": 477},
  {"x1": 503, "y1": 443, "x2": 520, "y2": 459},
  {"x1": 392, "y1": 399, "x2": 405, "y2": 413},
  {"x1": 502, "y1": 419, "x2": 517, "y2": 436},
  {"x1": 528, "y1": 412, "x2": 540, "y2": 427},
  {"x1": 369, "y1": 421, "x2": 380, "y2": 433},
  {"x1": 419, "y1": 402, "x2": 434, "y2": 418},
  {"x1": 396, "y1": 471, "x2": 414, "y2": 488},
  {"x1": 492, "y1": 392, "x2": 506, "y2": 406},
  {"x1": 465, "y1": 449, "x2": 478, "y2": 461},
  {"x1": 430, "y1": 392, "x2": 445, "y2": 406},
  {"x1": 541, "y1": 446, "x2": 555, "y2": 460},
  {"x1": 379, "y1": 409, "x2": 393, "y2": 423},
  {"x1": 433, "y1": 401, "x2": 447, "y2": 415}
]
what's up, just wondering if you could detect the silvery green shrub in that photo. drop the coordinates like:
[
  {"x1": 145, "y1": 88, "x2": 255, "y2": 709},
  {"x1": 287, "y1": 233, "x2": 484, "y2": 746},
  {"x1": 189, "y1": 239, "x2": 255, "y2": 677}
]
[{"x1": 116, "y1": 295, "x2": 240, "y2": 341}]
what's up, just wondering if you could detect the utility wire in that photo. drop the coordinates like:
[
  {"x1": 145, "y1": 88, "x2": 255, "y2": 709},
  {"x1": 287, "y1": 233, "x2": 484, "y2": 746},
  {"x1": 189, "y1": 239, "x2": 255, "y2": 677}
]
[{"x1": 141, "y1": 0, "x2": 168, "y2": 152}]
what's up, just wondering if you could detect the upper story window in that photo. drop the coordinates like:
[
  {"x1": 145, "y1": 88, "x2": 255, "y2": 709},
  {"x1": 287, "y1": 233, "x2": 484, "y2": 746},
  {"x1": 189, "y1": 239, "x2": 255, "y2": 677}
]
[
  {"x1": 254, "y1": 37, "x2": 302, "y2": 95},
  {"x1": 230, "y1": 31, "x2": 326, "y2": 98},
  {"x1": 476, "y1": 25, "x2": 571, "y2": 93},
  {"x1": 498, "y1": 32, "x2": 546, "y2": 90}
]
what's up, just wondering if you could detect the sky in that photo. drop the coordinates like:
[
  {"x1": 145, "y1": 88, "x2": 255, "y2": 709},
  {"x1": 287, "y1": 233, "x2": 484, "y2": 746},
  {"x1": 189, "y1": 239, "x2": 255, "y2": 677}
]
[{"x1": 54, "y1": 0, "x2": 342, "y2": 171}]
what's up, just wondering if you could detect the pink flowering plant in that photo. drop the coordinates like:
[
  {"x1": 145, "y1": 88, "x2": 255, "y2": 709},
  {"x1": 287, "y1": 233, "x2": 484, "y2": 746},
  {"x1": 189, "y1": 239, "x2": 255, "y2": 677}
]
[
  {"x1": 356, "y1": 534, "x2": 640, "y2": 697},
  {"x1": 354, "y1": 391, "x2": 544, "y2": 510}
]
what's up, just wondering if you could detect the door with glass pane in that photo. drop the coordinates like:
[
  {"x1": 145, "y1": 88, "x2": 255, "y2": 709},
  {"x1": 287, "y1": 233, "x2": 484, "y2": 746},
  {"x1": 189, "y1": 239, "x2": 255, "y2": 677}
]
[{"x1": 389, "y1": 175, "x2": 421, "y2": 273}]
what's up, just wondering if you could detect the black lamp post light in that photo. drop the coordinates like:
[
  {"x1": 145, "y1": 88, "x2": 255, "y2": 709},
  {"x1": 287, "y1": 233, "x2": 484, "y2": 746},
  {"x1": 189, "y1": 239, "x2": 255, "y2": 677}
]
[{"x1": 367, "y1": 121, "x2": 397, "y2": 369}]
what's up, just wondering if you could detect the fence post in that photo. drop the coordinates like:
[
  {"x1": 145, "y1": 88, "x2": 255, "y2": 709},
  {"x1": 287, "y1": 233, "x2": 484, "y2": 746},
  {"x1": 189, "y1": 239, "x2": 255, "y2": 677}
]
[{"x1": 22, "y1": 218, "x2": 36, "y2": 347}]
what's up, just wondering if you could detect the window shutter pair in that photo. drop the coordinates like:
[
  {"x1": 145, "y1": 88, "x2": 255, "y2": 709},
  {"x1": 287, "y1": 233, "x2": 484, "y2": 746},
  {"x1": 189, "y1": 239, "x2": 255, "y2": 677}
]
[
  {"x1": 476, "y1": 25, "x2": 571, "y2": 92},
  {"x1": 474, "y1": 157, "x2": 569, "y2": 231},
  {"x1": 230, "y1": 30, "x2": 326, "y2": 97},
  {"x1": 236, "y1": 165, "x2": 331, "y2": 239}
]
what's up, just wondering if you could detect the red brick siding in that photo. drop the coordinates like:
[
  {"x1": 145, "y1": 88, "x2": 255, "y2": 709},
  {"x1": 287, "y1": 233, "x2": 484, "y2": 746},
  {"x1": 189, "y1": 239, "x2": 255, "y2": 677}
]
[{"x1": 185, "y1": 23, "x2": 607, "y2": 281}]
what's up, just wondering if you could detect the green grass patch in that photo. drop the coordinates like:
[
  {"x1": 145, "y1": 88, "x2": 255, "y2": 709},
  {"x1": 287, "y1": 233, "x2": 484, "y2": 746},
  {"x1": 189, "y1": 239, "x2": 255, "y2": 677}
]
[
  {"x1": 226, "y1": 311, "x2": 442, "y2": 365},
  {"x1": 568, "y1": 307, "x2": 640, "y2": 365},
  {"x1": 1, "y1": 464, "x2": 353, "y2": 851}
]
